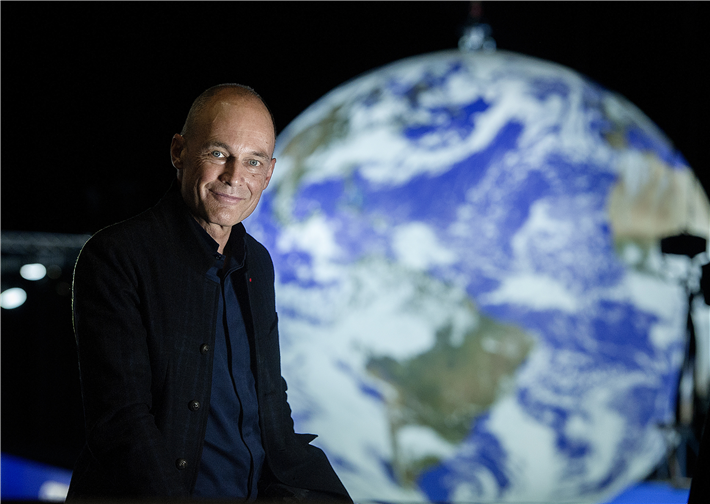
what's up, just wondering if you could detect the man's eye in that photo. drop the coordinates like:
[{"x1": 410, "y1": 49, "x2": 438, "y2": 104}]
[
  {"x1": 249, "y1": 159, "x2": 260, "y2": 166},
  {"x1": 211, "y1": 151, "x2": 224, "y2": 158}
]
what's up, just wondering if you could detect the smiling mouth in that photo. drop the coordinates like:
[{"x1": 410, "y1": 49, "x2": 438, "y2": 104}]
[{"x1": 210, "y1": 189, "x2": 245, "y2": 203}]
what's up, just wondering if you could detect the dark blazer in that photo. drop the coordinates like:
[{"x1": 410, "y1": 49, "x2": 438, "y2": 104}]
[{"x1": 67, "y1": 183, "x2": 350, "y2": 501}]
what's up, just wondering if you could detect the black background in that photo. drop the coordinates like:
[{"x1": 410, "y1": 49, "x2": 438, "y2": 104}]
[
  {"x1": 2, "y1": 1, "x2": 709, "y2": 471},
  {"x1": 2, "y1": 2, "x2": 709, "y2": 235}
]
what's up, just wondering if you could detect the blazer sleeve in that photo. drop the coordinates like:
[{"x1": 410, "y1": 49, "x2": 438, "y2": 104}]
[{"x1": 70, "y1": 231, "x2": 188, "y2": 497}]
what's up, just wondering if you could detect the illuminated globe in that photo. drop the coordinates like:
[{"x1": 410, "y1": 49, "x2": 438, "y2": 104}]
[{"x1": 248, "y1": 49, "x2": 710, "y2": 502}]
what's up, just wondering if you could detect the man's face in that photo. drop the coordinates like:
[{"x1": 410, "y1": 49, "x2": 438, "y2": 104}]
[{"x1": 170, "y1": 94, "x2": 276, "y2": 233}]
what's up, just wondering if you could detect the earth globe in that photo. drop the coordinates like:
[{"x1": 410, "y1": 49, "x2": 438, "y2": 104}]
[{"x1": 247, "y1": 49, "x2": 710, "y2": 503}]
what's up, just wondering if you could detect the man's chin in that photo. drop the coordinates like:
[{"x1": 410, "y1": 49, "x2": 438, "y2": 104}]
[{"x1": 203, "y1": 211, "x2": 250, "y2": 229}]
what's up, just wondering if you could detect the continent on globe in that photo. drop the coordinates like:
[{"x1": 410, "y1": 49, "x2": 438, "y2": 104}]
[
  {"x1": 247, "y1": 49, "x2": 710, "y2": 503},
  {"x1": 367, "y1": 303, "x2": 534, "y2": 486}
]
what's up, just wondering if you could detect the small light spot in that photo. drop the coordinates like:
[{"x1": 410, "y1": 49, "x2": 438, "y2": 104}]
[
  {"x1": 20, "y1": 263, "x2": 46, "y2": 281},
  {"x1": 1, "y1": 287, "x2": 27, "y2": 309}
]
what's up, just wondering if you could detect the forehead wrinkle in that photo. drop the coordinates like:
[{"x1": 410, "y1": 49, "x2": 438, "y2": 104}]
[
  {"x1": 202, "y1": 140, "x2": 231, "y2": 151},
  {"x1": 249, "y1": 149, "x2": 272, "y2": 160},
  {"x1": 192, "y1": 99, "x2": 275, "y2": 157}
]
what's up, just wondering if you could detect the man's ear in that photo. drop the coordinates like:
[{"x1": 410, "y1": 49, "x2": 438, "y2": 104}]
[{"x1": 170, "y1": 134, "x2": 185, "y2": 172}]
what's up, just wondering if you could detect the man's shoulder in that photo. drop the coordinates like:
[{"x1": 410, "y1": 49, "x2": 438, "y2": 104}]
[
  {"x1": 244, "y1": 231, "x2": 274, "y2": 264},
  {"x1": 243, "y1": 231, "x2": 275, "y2": 285},
  {"x1": 84, "y1": 205, "x2": 162, "y2": 250},
  {"x1": 244, "y1": 232, "x2": 268, "y2": 257},
  {"x1": 81, "y1": 185, "x2": 183, "y2": 254}
]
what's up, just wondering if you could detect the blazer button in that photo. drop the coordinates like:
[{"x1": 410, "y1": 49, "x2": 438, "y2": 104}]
[
  {"x1": 200, "y1": 343, "x2": 210, "y2": 355},
  {"x1": 188, "y1": 400, "x2": 201, "y2": 412},
  {"x1": 176, "y1": 458, "x2": 188, "y2": 470}
]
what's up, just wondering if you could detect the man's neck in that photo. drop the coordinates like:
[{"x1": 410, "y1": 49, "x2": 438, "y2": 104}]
[{"x1": 194, "y1": 217, "x2": 231, "y2": 255}]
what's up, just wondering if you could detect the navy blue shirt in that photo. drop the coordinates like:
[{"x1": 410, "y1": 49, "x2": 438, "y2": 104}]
[{"x1": 191, "y1": 223, "x2": 265, "y2": 500}]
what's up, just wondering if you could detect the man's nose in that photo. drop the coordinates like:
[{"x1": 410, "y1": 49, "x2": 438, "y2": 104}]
[{"x1": 219, "y1": 159, "x2": 244, "y2": 185}]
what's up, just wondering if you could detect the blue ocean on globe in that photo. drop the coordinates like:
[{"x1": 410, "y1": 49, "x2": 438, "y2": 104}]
[{"x1": 247, "y1": 50, "x2": 710, "y2": 502}]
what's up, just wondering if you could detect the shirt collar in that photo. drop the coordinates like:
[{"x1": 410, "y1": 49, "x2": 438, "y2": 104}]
[{"x1": 189, "y1": 217, "x2": 246, "y2": 271}]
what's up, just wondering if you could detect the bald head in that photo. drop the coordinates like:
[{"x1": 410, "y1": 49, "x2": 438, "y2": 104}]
[
  {"x1": 170, "y1": 84, "x2": 277, "y2": 251},
  {"x1": 181, "y1": 83, "x2": 276, "y2": 140}
]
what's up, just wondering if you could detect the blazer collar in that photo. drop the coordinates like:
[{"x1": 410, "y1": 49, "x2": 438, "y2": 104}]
[{"x1": 153, "y1": 180, "x2": 248, "y2": 276}]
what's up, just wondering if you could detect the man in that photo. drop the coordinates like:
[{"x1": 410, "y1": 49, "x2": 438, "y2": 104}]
[{"x1": 68, "y1": 84, "x2": 351, "y2": 501}]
